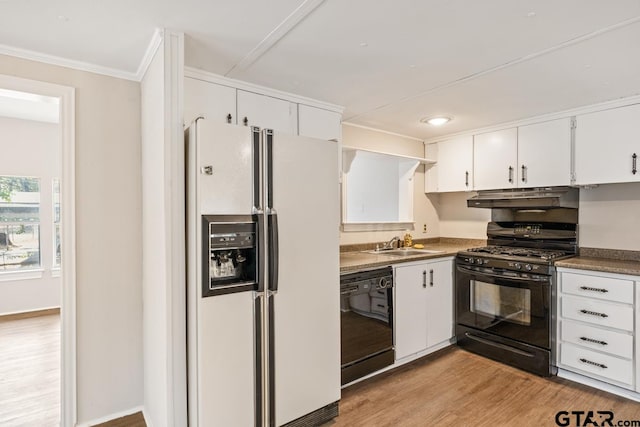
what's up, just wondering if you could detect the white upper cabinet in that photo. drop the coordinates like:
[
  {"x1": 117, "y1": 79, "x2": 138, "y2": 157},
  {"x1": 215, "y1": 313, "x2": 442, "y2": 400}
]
[
  {"x1": 184, "y1": 77, "x2": 236, "y2": 126},
  {"x1": 425, "y1": 135, "x2": 473, "y2": 193},
  {"x1": 237, "y1": 90, "x2": 298, "y2": 135},
  {"x1": 574, "y1": 103, "x2": 640, "y2": 185},
  {"x1": 473, "y1": 128, "x2": 518, "y2": 191},
  {"x1": 517, "y1": 118, "x2": 572, "y2": 187},
  {"x1": 473, "y1": 119, "x2": 571, "y2": 191},
  {"x1": 298, "y1": 104, "x2": 342, "y2": 141}
]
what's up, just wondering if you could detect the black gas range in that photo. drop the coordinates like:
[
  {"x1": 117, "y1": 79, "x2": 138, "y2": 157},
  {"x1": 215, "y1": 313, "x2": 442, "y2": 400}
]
[{"x1": 455, "y1": 208, "x2": 578, "y2": 376}]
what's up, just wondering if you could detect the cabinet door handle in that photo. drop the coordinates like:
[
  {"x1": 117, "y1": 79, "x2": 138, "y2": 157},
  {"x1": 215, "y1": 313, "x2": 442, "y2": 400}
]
[
  {"x1": 579, "y1": 286, "x2": 608, "y2": 293},
  {"x1": 579, "y1": 309, "x2": 608, "y2": 318},
  {"x1": 226, "y1": 113, "x2": 233, "y2": 124},
  {"x1": 243, "y1": 116, "x2": 249, "y2": 126},
  {"x1": 579, "y1": 358, "x2": 607, "y2": 369},
  {"x1": 508, "y1": 166, "x2": 514, "y2": 183},
  {"x1": 632, "y1": 153, "x2": 637, "y2": 175},
  {"x1": 580, "y1": 336, "x2": 608, "y2": 346},
  {"x1": 521, "y1": 165, "x2": 527, "y2": 183},
  {"x1": 422, "y1": 270, "x2": 427, "y2": 288},
  {"x1": 465, "y1": 171, "x2": 469, "y2": 187},
  {"x1": 429, "y1": 269, "x2": 434, "y2": 287}
]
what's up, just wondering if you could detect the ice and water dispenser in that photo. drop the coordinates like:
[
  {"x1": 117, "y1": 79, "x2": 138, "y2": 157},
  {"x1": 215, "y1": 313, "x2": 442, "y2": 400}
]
[{"x1": 202, "y1": 215, "x2": 258, "y2": 297}]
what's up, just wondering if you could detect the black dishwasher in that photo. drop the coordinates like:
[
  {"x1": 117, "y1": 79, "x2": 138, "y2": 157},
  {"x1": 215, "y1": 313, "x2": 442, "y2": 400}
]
[{"x1": 340, "y1": 266, "x2": 394, "y2": 385}]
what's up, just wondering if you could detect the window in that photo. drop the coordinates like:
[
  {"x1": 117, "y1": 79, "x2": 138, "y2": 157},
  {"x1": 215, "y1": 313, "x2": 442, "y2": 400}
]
[
  {"x1": 53, "y1": 179, "x2": 61, "y2": 268},
  {"x1": 0, "y1": 176, "x2": 41, "y2": 271}
]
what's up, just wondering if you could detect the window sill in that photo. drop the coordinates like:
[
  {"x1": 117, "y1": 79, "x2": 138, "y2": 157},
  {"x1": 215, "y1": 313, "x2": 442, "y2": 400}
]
[
  {"x1": 342, "y1": 222, "x2": 414, "y2": 232},
  {"x1": 0, "y1": 269, "x2": 44, "y2": 282}
]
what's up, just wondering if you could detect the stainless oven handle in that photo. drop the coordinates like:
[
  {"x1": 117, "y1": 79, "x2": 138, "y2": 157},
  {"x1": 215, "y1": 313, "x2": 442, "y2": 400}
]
[
  {"x1": 464, "y1": 332, "x2": 535, "y2": 358},
  {"x1": 456, "y1": 265, "x2": 550, "y2": 283}
]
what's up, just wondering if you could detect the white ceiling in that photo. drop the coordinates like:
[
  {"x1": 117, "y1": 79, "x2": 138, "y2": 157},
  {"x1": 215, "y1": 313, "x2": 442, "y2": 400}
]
[{"x1": 1, "y1": 0, "x2": 639, "y2": 139}]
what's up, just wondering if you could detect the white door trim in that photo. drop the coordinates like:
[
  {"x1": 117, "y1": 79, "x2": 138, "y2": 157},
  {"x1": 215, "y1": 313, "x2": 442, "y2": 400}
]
[{"x1": 0, "y1": 74, "x2": 77, "y2": 427}]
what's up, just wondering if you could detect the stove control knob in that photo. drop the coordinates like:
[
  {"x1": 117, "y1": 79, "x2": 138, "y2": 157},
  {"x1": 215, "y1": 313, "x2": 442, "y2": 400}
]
[
  {"x1": 514, "y1": 263, "x2": 522, "y2": 270},
  {"x1": 475, "y1": 258, "x2": 483, "y2": 265},
  {"x1": 468, "y1": 258, "x2": 475, "y2": 264},
  {"x1": 524, "y1": 264, "x2": 533, "y2": 271}
]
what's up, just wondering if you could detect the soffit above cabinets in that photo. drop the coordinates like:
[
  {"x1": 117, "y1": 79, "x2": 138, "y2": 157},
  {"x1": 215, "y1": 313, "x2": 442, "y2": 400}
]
[{"x1": 2, "y1": 0, "x2": 640, "y2": 139}]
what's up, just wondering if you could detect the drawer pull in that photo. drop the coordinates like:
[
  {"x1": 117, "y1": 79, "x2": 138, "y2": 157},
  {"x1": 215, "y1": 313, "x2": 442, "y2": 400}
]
[
  {"x1": 579, "y1": 358, "x2": 607, "y2": 369},
  {"x1": 579, "y1": 336, "x2": 608, "y2": 346},
  {"x1": 579, "y1": 309, "x2": 608, "y2": 318},
  {"x1": 376, "y1": 304, "x2": 385, "y2": 308},
  {"x1": 579, "y1": 286, "x2": 609, "y2": 293}
]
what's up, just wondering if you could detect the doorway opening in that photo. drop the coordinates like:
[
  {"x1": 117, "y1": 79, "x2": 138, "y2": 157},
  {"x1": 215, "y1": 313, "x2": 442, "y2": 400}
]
[{"x1": 0, "y1": 76, "x2": 76, "y2": 426}]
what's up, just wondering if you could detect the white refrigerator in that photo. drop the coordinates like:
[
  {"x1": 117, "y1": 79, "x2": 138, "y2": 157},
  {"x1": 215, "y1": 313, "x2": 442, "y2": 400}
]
[{"x1": 186, "y1": 119, "x2": 340, "y2": 426}]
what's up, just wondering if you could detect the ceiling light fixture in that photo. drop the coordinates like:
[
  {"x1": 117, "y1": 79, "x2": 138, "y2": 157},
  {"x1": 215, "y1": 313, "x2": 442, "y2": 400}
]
[
  {"x1": 359, "y1": 42, "x2": 368, "y2": 47},
  {"x1": 421, "y1": 116, "x2": 451, "y2": 126}
]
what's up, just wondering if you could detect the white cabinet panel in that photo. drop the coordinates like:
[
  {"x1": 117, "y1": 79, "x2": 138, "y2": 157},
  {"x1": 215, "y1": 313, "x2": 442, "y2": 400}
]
[
  {"x1": 575, "y1": 103, "x2": 640, "y2": 185},
  {"x1": 394, "y1": 259, "x2": 453, "y2": 360},
  {"x1": 560, "y1": 319, "x2": 633, "y2": 359},
  {"x1": 473, "y1": 128, "x2": 518, "y2": 190},
  {"x1": 237, "y1": 90, "x2": 298, "y2": 135},
  {"x1": 561, "y1": 295, "x2": 634, "y2": 332},
  {"x1": 517, "y1": 118, "x2": 572, "y2": 187},
  {"x1": 562, "y1": 272, "x2": 634, "y2": 304},
  {"x1": 426, "y1": 261, "x2": 454, "y2": 347},
  {"x1": 184, "y1": 77, "x2": 236, "y2": 126},
  {"x1": 298, "y1": 104, "x2": 341, "y2": 141},
  {"x1": 425, "y1": 136, "x2": 473, "y2": 193},
  {"x1": 394, "y1": 263, "x2": 428, "y2": 360},
  {"x1": 560, "y1": 342, "x2": 634, "y2": 387}
]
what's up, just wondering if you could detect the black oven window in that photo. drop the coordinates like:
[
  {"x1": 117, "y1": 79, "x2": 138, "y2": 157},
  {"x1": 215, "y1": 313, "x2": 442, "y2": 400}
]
[{"x1": 470, "y1": 280, "x2": 531, "y2": 326}]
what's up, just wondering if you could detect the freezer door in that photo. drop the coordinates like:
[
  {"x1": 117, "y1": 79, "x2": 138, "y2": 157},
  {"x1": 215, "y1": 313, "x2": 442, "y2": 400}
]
[
  {"x1": 196, "y1": 120, "x2": 258, "y2": 215},
  {"x1": 197, "y1": 291, "x2": 257, "y2": 427},
  {"x1": 270, "y1": 131, "x2": 340, "y2": 426}
]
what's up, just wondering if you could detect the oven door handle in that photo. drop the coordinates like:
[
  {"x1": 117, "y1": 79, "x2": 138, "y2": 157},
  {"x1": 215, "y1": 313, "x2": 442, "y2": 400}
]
[
  {"x1": 456, "y1": 265, "x2": 550, "y2": 283},
  {"x1": 464, "y1": 332, "x2": 535, "y2": 358}
]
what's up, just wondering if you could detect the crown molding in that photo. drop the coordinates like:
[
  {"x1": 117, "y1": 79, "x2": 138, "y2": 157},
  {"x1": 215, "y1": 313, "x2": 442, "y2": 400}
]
[
  {"x1": 0, "y1": 42, "x2": 139, "y2": 81},
  {"x1": 185, "y1": 66, "x2": 344, "y2": 113},
  {"x1": 135, "y1": 28, "x2": 164, "y2": 81},
  {"x1": 423, "y1": 93, "x2": 640, "y2": 144},
  {"x1": 342, "y1": 121, "x2": 425, "y2": 142}
]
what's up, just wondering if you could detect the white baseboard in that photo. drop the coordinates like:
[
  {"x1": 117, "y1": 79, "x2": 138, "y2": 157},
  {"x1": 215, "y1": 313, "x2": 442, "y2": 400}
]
[
  {"x1": 75, "y1": 405, "x2": 144, "y2": 427},
  {"x1": 557, "y1": 369, "x2": 640, "y2": 403}
]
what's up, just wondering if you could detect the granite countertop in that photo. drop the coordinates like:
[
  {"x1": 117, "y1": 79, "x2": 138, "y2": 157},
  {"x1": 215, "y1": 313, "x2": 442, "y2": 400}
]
[
  {"x1": 554, "y1": 247, "x2": 640, "y2": 276},
  {"x1": 340, "y1": 238, "x2": 485, "y2": 273}
]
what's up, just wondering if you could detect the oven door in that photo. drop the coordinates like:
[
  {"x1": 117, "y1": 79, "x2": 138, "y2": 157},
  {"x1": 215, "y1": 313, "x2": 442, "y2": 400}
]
[{"x1": 456, "y1": 263, "x2": 551, "y2": 349}]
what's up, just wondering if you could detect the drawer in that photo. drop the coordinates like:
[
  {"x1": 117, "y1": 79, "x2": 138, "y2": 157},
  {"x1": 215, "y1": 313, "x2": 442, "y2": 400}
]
[
  {"x1": 560, "y1": 319, "x2": 633, "y2": 359},
  {"x1": 560, "y1": 342, "x2": 633, "y2": 387},
  {"x1": 561, "y1": 296, "x2": 633, "y2": 332},
  {"x1": 370, "y1": 297, "x2": 388, "y2": 316},
  {"x1": 370, "y1": 288, "x2": 388, "y2": 298},
  {"x1": 561, "y1": 272, "x2": 633, "y2": 304}
]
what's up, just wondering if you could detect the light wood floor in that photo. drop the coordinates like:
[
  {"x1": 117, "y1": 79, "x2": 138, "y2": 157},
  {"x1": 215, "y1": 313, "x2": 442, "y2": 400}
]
[
  {"x1": 329, "y1": 346, "x2": 640, "y2": 427},
  {"x1": 0, "y1": 312, "x2": 60, "y2": 426}
]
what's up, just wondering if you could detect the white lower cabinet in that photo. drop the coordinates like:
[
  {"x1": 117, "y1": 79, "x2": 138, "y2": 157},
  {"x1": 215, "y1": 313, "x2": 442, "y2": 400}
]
[
  {"x1": 557, "y1": 268, "x2": 638, "y2": 391},
  {"x1": 394, "y1": 258, "x2": 454, "y2": 360}
]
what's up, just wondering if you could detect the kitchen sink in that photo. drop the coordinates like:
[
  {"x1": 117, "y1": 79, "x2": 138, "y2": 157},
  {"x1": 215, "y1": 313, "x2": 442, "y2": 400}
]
[{"x1": 364, "y1": 248, "x2": 445, "y2": 257}]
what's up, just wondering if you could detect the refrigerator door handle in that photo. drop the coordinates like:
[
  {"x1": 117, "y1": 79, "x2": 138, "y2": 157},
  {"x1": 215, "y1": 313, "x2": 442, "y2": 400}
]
[
  {"x1": 268, "y1": 213, "x2": 279, "y2": 292},
  {"x1": 264, "y1": 129, "x2": 274, "y2": 210},
  {"x1": 255, "y1": 213, "x2": 266, "y2": 292},
  {"x1": 252, "y1": 126, "x2": 262, "y2": 211}
]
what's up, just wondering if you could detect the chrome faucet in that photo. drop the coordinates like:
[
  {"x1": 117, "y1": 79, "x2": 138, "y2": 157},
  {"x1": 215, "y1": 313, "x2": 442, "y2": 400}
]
[{"x1": 380, "y1": 236, "x2": 401, "y2": 251}]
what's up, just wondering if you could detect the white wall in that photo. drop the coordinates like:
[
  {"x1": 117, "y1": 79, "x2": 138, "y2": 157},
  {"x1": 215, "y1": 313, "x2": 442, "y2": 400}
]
[
  {"x1": 340, "y1": 124, "x2": 440, "y2": 244},
  {"x1": 0, "y1": 116, "x2": 61, "y2": 314},
  {"x1": 141, "y1": 42, "x2": 169, "y2": 427},
  {"x1": 435, "y1": 192, "x2": 490, "y2": 239},
  {"x1": 579, "y1": 183, "x2": 640, "y2": 250},
  {"x1": 0, "y1": 55, "x2": 143, "y2": 423},
  {"x1": 141, "y1": 31, "x2": 187, "y2": 427}
]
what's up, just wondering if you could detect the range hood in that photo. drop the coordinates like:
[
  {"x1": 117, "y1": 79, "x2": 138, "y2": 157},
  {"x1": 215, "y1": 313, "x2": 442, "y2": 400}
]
[{"x1": 467, "y1": 187, "x2": 579, "y2": 209}]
